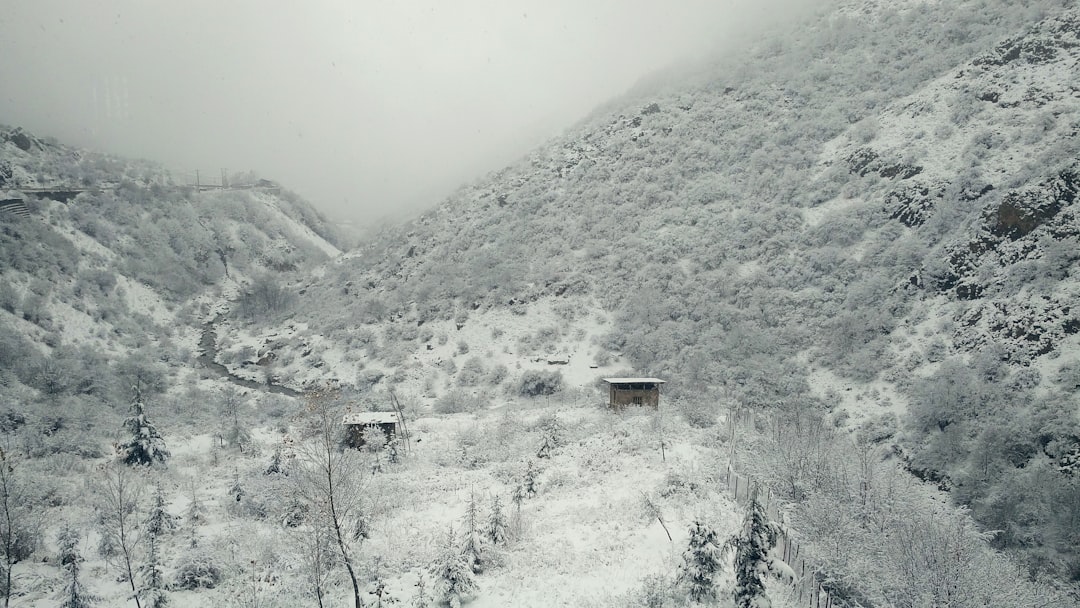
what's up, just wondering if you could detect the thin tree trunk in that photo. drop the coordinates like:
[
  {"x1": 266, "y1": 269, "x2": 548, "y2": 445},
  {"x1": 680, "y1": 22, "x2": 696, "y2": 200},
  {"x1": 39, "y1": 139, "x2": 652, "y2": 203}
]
[
  {"x1": 107, "y1": 464, "x2": 142, "y2": 608},
  {"x1": 1, "y1": 459, "x2": 13, "y2": 608},
  {"x1": 119, "y1": 505, "x2": 142, "y2": 608},
  {"x1": 326, "y1": 447, "x2": 363, "y2": 608}
]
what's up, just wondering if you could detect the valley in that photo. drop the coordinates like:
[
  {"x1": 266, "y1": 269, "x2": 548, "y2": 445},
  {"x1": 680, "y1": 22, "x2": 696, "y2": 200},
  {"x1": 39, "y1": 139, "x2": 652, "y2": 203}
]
[{"x1": 2, "y1": 0, "x2": 1080, "y2": 606}]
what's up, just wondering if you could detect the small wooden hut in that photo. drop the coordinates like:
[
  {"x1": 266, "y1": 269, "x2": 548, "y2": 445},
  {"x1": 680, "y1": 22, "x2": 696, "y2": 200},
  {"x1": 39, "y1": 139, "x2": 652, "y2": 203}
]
[
  {"x1": 342, "y1": 411, "x2": 401, "y2": 448},
  {"x1": 602, "y1": 378, "x2": 665, "y2": 409}
]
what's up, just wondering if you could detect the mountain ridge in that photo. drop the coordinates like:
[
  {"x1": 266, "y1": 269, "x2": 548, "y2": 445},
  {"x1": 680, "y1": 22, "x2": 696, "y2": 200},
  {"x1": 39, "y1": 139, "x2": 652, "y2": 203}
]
[
  {"x1": 1, "y1": 0, "x2": 1079, "y2": 603},
  {"x1": 248, "y1": 0, "x2": 1080, "y2": 584}
]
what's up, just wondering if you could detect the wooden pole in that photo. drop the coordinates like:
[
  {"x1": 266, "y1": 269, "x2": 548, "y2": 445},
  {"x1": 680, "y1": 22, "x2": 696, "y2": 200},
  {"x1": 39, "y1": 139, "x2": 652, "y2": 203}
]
[
  {"x1": 658, "y1": 384, "x2": 666, "y2": 462},
  {"x1": 388, "y1": 390, "x2": 411, "y2": 453}
]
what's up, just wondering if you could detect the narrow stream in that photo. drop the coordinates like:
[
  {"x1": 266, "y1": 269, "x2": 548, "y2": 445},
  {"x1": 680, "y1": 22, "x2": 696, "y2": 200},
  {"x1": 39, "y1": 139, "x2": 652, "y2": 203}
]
[{"x1": 197, "y1": 321, "x2": 303, "y2": 398}]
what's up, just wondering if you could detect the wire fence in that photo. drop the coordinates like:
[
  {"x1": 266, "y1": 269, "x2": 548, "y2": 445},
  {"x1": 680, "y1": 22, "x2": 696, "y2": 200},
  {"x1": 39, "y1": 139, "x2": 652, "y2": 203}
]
[
  {"x1": 723, "y1": 465, "x2": 838, "y2": 608},
  {"x1": 722, "y1": 408, "x2": 840, "y2": 608}
]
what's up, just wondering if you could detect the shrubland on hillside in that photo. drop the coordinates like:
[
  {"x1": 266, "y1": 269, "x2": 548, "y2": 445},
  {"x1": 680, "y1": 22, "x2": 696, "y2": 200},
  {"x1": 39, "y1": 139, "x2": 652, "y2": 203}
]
[
  {"x1": 269, "y1": 0, "x2": 1080, "y2": 590},
  {"x1": 0, "y1": 123, "x2": 341, "y2": 456},
  {"x1": 1, "y1": 0, "x2": 1079, "y2": 605}
]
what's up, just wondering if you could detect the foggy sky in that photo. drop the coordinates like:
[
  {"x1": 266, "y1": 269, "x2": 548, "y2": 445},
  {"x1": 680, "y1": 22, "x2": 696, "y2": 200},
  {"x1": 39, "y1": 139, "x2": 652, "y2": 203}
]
[{"x1": 0, "y1": 0, "x2": 818, "y2": 224}]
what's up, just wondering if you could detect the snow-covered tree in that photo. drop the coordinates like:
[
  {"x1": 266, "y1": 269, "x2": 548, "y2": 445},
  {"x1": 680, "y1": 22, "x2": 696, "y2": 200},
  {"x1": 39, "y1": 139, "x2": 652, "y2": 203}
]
[
  {"x1": 487, "y1": 494, "x2": 508, "y2": 546},
  {"x1": 294, "y1": 387, "x2": 369, "y2": 608},
  {"x1": 411, "y1": 572, "x2": 431, "y2": 608},
  {"x1": 460, "y1": 491, "x2": 487, "y2": 574},
  {"x1": 0, "y1": 447, "x2": 38, "y2": 608},
  {"x1": 57, "y1": 524, "x2": 96, "y2": 608},
  {"x1": 362, "y1": 426, "x2": 387, "y2": 473},
  {"x1": 514, "y1": 459, "x2": 539, "y2": 502},
  {"x1": 430, "y1": 525, "x2": 476, "y2": 608},
  {"x1": 535, "y1": 413, "x2": 562, "y2": 459},
  {"x1": 226, "y1": 468, "x2": 245, "y2": 501},
  {"x1": 145, "y1": 486, "x2": 176, "y2": 537},
  {"x1": 385, "y1": 432, "x2": 402, "y2": 464},
  {"x1": 184, "y1": 481, "x2": 206, "y2": 549},
  {"x1": 724, "y1": 495, "x2": 782, "y2": 608},
  {"x1": 290, "y1": 510, "x2": 333, "y2": 608},
  {"x1": 265, "y1": 448, "x2": 285, "y2": 476},
  {"x1": 677, "y1": 520, "x2": 724, "y2": 603},
  {"x1": 118, "y1": 384, "x2": 169, "y2": 467},
  {"x1": 219, "y1": 390, "x2": 252, "y2": 453},
  {"x1": 96, "y1": 462, "x2": 143, "y2": 608},
  {"x1": 368, "y1": 556, "x2": 396, "y2": 607},
  {"x1": 140, "y1": 487, "x2": 172, "y2": 608}
]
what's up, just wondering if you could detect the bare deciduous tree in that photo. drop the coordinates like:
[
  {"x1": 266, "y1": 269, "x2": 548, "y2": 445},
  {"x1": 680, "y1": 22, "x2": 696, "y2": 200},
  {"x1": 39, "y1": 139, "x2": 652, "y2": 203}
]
[
  {"x1": 0, "y1": 447, "x2": 37, "y2": 608},
  {"x1": 97, "y1": 462, "x2": 144, "y2": 608},
  {"x1": 294, "y1": 387, "x2": 368, "y2": 608}
]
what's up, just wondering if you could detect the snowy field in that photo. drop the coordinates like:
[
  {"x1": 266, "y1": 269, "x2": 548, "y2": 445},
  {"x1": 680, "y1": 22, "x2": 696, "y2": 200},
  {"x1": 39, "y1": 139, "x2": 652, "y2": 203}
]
[{"x1": 16, "y1": 391, "x2": 808, "y2": 608}]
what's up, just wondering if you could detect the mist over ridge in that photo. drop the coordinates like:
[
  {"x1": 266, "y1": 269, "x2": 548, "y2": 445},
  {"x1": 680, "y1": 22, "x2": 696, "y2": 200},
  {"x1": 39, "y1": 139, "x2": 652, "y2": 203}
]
[{"x1": 0, "y1": 0, "x2": 823, "y2": 225}]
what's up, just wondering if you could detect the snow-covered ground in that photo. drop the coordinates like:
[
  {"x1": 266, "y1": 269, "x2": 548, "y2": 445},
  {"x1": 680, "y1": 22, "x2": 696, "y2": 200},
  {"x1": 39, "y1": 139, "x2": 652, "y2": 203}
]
[
  {"x1": 215, "y1": 294, "x2": 632, "y2": 404},
  {"x1": 17, "y1": 388, "x2": 811, "y2": 608}
]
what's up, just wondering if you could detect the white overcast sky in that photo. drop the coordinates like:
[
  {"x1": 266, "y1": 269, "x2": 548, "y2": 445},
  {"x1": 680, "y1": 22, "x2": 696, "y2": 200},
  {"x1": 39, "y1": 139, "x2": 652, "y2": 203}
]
[{"x1": 0, "y1": 0, "x2": 818, "y2": 223}]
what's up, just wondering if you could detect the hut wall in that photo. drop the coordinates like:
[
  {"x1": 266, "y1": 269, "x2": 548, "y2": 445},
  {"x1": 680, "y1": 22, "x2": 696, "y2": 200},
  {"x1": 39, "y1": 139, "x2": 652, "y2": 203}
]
[{"x1": 609, "y1": 386, "x2": 660, "y2": 409}]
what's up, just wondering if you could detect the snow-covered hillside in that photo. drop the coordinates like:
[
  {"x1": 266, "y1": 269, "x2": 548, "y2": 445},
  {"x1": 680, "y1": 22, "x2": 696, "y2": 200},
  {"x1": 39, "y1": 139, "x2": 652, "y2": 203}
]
[
  {"x1": 2, "y1": 0, "x2": 1080, "y2": 605},
  {"x1": 254, "y1": 0, "x2": 1080, "y2": 593}
]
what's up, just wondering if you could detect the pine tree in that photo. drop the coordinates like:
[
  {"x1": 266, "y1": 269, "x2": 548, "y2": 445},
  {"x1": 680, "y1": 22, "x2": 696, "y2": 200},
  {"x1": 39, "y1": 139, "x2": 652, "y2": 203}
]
[
  {"x1": 677, "y1": 520, "x2": 724, "y2": 603},
  {"x1": 58, "y1": 525, "x2": 96, "y2": 608},
  {"x1": 140, "y1": 533, "x2": 167, "y2": 608},
  {"x1": 487, "y1": 494, "x2": 507, "y2": 546},
  {"x1": 535, "y1": 413, "x2": 562, "y2": 459},
  {"x1": 429, "y1": 525, "x2": 476, "y2": 608},
  {"x1": 369, "y1": 556, "x2": 396, "y2": 607},
  {"x1": 265, "y1": 448, "x2": 285, "y2": 476},
  {"x1": 220, "y1": 390, "x2": 252, "y2": 453},
  {"x1": 515, "y1": 459, "x2": 539, "y2": 500},
  {"x1": 459, "y1": 491, "x2": 486, "y2": 574},
  {"x1": 118, "y1": 385, "x2": 169, "y2": 467},
  {"x1": 184, "y1": 482, "x2": 206, "y2": 548},
  {"x1": 141, "y1": 487, "x2": 172, "y2": 608},
  {"x1": 146, "y1": 487, "x2": 176, "y2": 537},
  {"x1": 411, "y1": 573, "x2": 431, "y2": 608},
  {"x1": 229, "y1": 472, "x2": 244, "y2": 503},
  {"x1": 724, "y1": 495, "x2": 780, "y2": 608}
]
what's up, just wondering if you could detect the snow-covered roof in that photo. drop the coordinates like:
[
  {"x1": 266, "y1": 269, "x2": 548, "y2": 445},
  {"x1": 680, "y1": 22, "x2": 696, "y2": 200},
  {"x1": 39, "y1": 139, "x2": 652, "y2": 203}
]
[
  {"x1": 602, "y1": 378, "x2": 666, "y2": 384},
  {"x1": 342, "y1": 411, "x2": 400, "y2": 426}
]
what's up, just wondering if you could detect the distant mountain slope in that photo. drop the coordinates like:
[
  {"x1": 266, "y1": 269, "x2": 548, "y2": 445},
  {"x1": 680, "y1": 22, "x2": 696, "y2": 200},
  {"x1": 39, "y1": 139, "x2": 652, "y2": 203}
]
[
  {"x1": 293, "y1": 0, "x2": 1078, "y2": 387},
  {"x1": 0, "y1": 126, "x2": 340, "y2": 449},
  {"x1": 269, "y1": 0, "x2": 1080, "y2": 582}
]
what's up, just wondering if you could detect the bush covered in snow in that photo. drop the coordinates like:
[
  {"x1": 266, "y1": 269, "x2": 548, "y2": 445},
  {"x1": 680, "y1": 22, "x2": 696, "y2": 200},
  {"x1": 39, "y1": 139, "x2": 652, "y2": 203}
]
[
  {"x1": 174, "y1": 552, "x2": 224, "y2": 590},
  {"x1": 516, "y1": 370, "x2": 563, "y2": 397}
]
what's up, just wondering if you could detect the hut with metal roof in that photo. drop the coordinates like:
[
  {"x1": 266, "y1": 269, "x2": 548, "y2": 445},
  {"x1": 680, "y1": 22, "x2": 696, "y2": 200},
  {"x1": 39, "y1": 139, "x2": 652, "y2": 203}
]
[{"x1": 602, "y1": 378, "x2": 665, "y2": 409}]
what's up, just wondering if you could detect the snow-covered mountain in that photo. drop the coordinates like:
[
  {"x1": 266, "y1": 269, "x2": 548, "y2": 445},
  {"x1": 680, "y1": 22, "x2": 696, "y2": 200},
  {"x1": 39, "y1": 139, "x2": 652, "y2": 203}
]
[
  {"x1": 0, "y1": 123, "x2": 341, "y2": 446},
  {"x1": 237, "y1": 0, "x2": 1080, "y2": 586},
  {"x1": 2, "y1": 0, "x2": 1079, "y2": 605}
]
